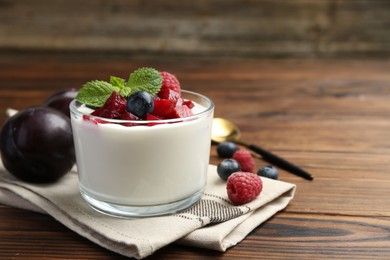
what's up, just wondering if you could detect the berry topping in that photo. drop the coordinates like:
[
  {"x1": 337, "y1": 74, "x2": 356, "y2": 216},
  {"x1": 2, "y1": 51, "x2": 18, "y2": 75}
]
[
  {"x1": 258, "y1": 166, "x2": 279, "y2": 180},
  {"x1": 172, "y1": 105, "x2": 193, "y2": 118},
  {"x1": 126, "y1": 91, "x2": 154, "y2": 119},
  {"x1": 157, "y1": 88, "x2": 181, "y2": 100},
  {"x1": 152, "y1": 99, "x2": 177, "y2": 118},
  {"x1": 76, "y1": 68, "x2": 162, "y2": 107},
  {"x1": 182, "y1": 99, "x2": 195, "y2": 109},
  {"x1": 232, "y1": 149, "x2": 256, "y2": 172},
  {"x1": 146, "y1": 114, "x2": 165, "y2": 126},
  {"x1": 118, "y1": 112, "x2": 138, "y2": 126},
  {"x1": 217, "y1": 141, "x2": 239, "y2": 158},
  {"x1": 157, "y1": 71, "x2": 181, "y2": 98},
  {"x1": 83, "y1": 115, "x2": 108, "y2": 125},
  {"x1": 226, "y1": 172, "x2": 263, "y2": 205},
  {"x1": 217, "y1": 159, "x2": 241, "y2": 181},
  {"x1": 77, "y1": 68, "x2": 197, "y2": 126},
  {"x1": 90, "y1": 91, "x2": 127, "y2": 119}
]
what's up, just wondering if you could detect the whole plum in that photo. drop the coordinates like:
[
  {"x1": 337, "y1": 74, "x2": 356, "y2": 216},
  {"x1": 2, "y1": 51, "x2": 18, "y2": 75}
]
[
  {"x1": 44, "y1": 89, "x2": 77, "y2": 117},
  {"x1": 0, "y1": 107, "x2": 75, "y2": 183}
]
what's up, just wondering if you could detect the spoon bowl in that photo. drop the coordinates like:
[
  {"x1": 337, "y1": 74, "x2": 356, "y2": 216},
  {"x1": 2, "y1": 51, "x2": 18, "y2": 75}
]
[
  {"x1": 211, "y1": 117, "x2": 241, "y2": 144},
  {"x1": 211, "y1": 117, "x2": 313, "y2": 181}
]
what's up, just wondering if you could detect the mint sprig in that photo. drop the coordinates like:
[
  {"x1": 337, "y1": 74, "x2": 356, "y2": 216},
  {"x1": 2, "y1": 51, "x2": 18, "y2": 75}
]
[
  {"x1": 76, "y1": 67, "x2": 163, "y2": 107},
  {"x1": 76, "y1": 80, "x2": 120, "y2": 107},
  {"x1": 126, "y1": 67, "x2": 162, "y2": 97},
  {"x1": 109, "y1": 76, "x2": 131, "y2": 97}
]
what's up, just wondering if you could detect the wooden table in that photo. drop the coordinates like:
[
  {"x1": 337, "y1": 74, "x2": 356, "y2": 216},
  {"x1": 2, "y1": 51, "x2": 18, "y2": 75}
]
[{"x1": 1, "y1": 53, "x2": 389, "y2": 259}]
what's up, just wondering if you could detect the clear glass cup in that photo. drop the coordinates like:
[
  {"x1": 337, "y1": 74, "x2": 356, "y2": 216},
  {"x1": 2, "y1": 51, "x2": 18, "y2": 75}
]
[{"x1": 69, "y1": 90, "x2": 214, "y2": 217}]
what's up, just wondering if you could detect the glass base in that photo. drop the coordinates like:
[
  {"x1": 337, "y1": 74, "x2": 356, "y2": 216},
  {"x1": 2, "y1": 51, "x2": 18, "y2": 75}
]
[{"x1": 80, "y1": 188, "x2": 204, "y2": 218}]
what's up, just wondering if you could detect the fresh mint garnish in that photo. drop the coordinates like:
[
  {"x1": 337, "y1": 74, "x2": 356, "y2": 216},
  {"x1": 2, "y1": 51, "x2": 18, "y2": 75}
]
[
  {"x1": 109, "y1": 76, "x2": 125, "y2": 88},
  {"x1": 76, "y1": 80, "x2": 120, "y2": 107},
  {"x1": 109, "y1": 76, "x2": 131, "y2": 97},
  {"x1": 76, "y1": 67, "x2": 162, "y2": 107},
  {"x1": 126, "y1": 67, "x2": 162, "y2": 96}
]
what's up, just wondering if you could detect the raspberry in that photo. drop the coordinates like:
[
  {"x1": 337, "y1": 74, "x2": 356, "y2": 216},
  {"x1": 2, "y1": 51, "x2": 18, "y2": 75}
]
[
  {"x1": 91, "y1": 91, "x2": 126, "y2": 119},
  {"x1": 82, "y1": 115, "x2": 108, "y2": 125},
  {"x1": 182, "y1": 99, "x2": 194, "y2": 109},
  {"x1": 152, "y1": 99, "x2": 176, "y2": 118},
  {"x1": 146, "y1": 114, "x2": 165, "y2": 126},
  {"x1": 157, "y1": 71, "x2": 181, "y2": 98},
  {"x1": 233, "y1": 149, "x2": 255, "y2": 172},
  {"x1": 172, "y1": 105, "x2": 193, "y2": 118},
  {"x1": 157, "y1": 88, "x2": 181, "y2": 100},
  {"x1": 226, "y1": 172, "x2": 263, "y2": 205},
  {"x1": 118, "y1": 112, "x2": 138, "y2": 126}
]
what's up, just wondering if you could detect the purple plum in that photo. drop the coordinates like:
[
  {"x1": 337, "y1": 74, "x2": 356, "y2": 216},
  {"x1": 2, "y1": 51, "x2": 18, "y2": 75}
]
[{"x1": 0, "y1": 107, "x2": 75, "y2": 183}]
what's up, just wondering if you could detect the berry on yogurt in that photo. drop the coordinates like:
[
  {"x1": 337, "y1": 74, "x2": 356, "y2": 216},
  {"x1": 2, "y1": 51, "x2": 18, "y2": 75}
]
[
  {"x1": 75, "y1": 67, "x2": 197, "y2": 126},
  {"x1": 91, "y1": 91, "x2": 127, "y2": 118},
  {"x1": 126, "y1": 91, "x2": 154, "y2": 119}
]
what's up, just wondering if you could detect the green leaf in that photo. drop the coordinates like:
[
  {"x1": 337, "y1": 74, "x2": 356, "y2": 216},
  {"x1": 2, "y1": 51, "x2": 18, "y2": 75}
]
[
  {"x1": 109, "y1": 76, "x2": 125, "y2": 88},
  {"x1": 126, "y1": 67, "x2": 162, "y2": 96},
  {"x1": 118, "y1": 87, "x2": 132, "y2": 97},
  {"x1": 109, "y1": 76, "x2": 131, "y2": 97},
  {"x1": 76, "y1": 80, "x2": 120, "y2": 107}
]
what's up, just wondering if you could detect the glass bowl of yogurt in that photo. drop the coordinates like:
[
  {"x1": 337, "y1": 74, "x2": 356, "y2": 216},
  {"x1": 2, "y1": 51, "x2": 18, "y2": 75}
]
[{"x1": 70, "y1": 90, "x2": 214, "y2": 217}]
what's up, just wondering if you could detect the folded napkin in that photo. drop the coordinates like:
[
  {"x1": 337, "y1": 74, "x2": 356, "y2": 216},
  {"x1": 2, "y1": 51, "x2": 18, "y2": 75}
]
[{"x1": 0, "y1": 160, "x2": 296, "y2": 259}]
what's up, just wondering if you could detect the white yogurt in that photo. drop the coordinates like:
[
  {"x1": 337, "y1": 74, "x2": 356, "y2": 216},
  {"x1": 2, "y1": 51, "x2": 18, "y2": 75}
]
[{"x1": 70, "y1": 90, "x2": 214, "y2": 216}]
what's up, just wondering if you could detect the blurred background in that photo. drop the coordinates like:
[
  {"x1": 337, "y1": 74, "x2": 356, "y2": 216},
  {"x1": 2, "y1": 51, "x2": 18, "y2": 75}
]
[{"x1": 1, "y1": 0, "x2": 389, "y2": 59}]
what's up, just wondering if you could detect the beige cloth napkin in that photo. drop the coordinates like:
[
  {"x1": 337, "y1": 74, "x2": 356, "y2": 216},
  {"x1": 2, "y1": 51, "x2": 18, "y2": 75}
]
[{"x1": 0, "y1": 160, "x2": 296, "y2": 259}]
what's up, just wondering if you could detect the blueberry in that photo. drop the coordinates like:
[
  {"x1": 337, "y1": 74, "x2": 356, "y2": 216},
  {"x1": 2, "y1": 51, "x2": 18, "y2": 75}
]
[
  {"x1": 257, "y1": 166, "x2": 279, "y2": 180},
  {"x1": 217, "y1": 159, "x2": 241, "y2": 181},
  {"x1": 217, "y1": 141, "x2": 239, "y2": 158},
  {"x1": 126, "y1": 91, "x2": 154, "y2": 119}
]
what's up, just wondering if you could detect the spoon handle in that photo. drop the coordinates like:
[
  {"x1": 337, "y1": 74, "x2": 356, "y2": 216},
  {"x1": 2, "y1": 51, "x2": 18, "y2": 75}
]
[{"x1": 248, "y1": 144, "x2": 313, "y2": 181}]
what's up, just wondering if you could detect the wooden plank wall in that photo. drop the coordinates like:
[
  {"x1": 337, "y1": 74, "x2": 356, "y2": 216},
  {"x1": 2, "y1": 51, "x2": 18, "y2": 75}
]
[{"x1": 0, "y1": 0, "x2": 389, "y2": 58}]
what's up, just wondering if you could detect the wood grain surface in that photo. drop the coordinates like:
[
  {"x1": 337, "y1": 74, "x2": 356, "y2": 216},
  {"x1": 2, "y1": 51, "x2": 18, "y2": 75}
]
[
  {"x1": 0, "y1": 0, "x2": 389, "y2": 58},
  {"x1": 0, "y1": 53, "x2": 390, "y2": 259}
]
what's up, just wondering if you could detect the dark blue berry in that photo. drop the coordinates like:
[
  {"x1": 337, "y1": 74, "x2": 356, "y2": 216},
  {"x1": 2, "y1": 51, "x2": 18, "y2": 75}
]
[
  {"x1": 217, "y1": 159, "x2": 241, "y2": 181},
  {"x1": 217, "y1": 141, "x2": 239, "y2": 158},
  {"x1": 257, "y1": 166, "x2": 279, "y2": 180},
  {"x1": 126, "y1": 91, "x2": 154, "y2": 119}
]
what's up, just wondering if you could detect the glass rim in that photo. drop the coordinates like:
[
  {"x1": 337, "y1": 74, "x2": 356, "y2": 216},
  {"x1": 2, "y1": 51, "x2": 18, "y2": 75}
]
[{"x1": 69, "y1": 89, "x2": 214, "y2": 124}]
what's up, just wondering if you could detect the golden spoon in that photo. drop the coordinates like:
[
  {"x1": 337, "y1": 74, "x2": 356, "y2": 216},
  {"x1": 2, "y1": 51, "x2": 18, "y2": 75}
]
[{"x1": 211, "y1": 117, "x2": 313, "y2": 181}]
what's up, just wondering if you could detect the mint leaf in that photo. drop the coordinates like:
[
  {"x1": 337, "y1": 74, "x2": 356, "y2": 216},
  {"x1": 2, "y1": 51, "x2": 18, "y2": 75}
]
[
  {"x1": 126, "y1": 67, "x2": 162, "y2": 96},
  {"x1": 76, "y1": 80, "x2": 120, "y2": 107},
  {"x1": 118, "y1": 87, "x2": 132, "y2": 97},
  {"x1": 109, "y1": 76, "x2": 131, "y2": 97},
  {"x1": 109, "y1": 76, "x2": 125, "y2": 88}
]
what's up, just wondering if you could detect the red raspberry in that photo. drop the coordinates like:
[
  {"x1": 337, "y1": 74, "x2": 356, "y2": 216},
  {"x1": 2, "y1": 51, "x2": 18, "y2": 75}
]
[
  {"x1": 157, "y1": 72, "x2": 181, "y2": 98},
  {"x1": 172, "y1": 105, "x2": 193, "y2": 118},
  {"x1": 157, "y1": 88, "x2": 181, "y2": 100},
  {"x1": 226, "y1": 172, "x2": 263, "y2": 205},
  {"x1": 91, "y1": 91, "x2": 126, "y2": 119},
  {"x1": 232, "y1": 149, "x2": 255, "y2": 172},
  {"x1": 152, "y1": 99, "x2": 177, "y2": 118}
]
